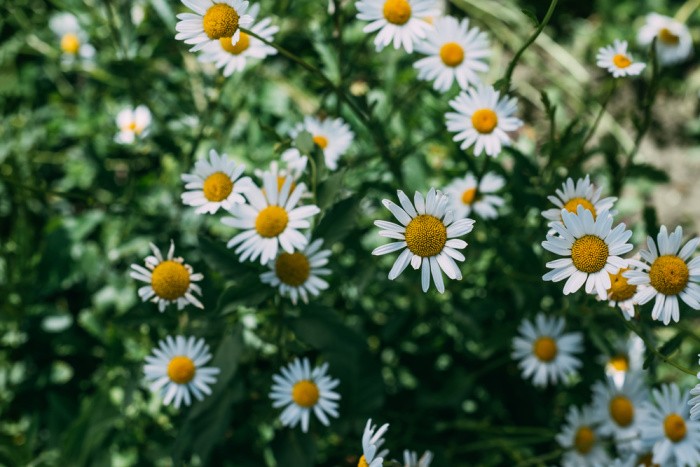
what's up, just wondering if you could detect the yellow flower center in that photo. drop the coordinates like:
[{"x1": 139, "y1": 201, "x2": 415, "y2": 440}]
[
  {"x1": 608, "y1": 268, "x2": 637, "y2": 301},
  {"x1": 571, "y1": 235, "x2": 609, "y2": 274},
  {"x1": 664, "y1": 413, "x2": 687, "y2": 442},
  {"x1": 659, "y1": 28, "x2": 680, "y2": 45},
  {"x1": 291, "y1": 380, "x2": 320, "y2": 408},
  {"x1": 383, "y1": 0, "x2": 412, "y2": 25},
  {"x1": 609, "y1": 395, "x2": 634, "y2": 427},
  {"x1": 60, "y1": 33, "x2": 81, "y2": 54},
  {"x1": 404, "y1": 214, "x2": 447, "y2": 258},
  {"x1": 255, "y1": 206, "x2": 289, "y2": 238},
  {"x1": 151, "y1": 261, "x2": 191, "y2": 301},
  {"x1": 609, "y1": 355, "x2": 629, "y2": 372},
  {"x1": 202, "y1": 172, "x2": 234, "y2": 202},
  {"x1": 313, "y1": 135, "x2": 329, "y2": 150},
  {"x1": 471, "y1": 109, "x2": 499, "y2": 134},
  {"x1": 167, "y1": 356, "x2": 196, "y2": 384},
  {"x1": 563, "y1": 197, "x2": 596, "y2": 217},
  {"x1": 219, "y1": 31, "x2": 250, "y2": 54},
  {"x1": 532, "y1": 336, "x2": 557, "y2": 362},
  {"x1": 461, "y1": 187, "x2": 477, "y2": 205},
  {"x1": 649, "y1": 255, "x2": 689, "y2": 296},
  {"x1": 440, "y1": 42, "x2": 465, "y2": 67},
  {"x1": 202, "y1": 3, "x2": 240, "y2": 40},
  {"x1": 358, "y1": 455, "x2": 369, "y2": 467},
  {"x1": 275, "y1": 252, "x2": 311, "y2": 287},
  {"x1": 277, "y1": 176, "x2": 296, "y2": 193},
  {"x1": 613, "y1": 54, "x2": 632, "y2": 69},
  {"x1": 574, "y1": 426, "x2": 596, "y2": 454}
]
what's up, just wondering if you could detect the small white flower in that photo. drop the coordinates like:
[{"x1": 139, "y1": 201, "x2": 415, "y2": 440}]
[
  {"x1": 49, "y1": 13, "x2": 95, "y2": 62},
  {"x1": 444, "y1": 171, "x2": 504, "y2": 220},
  {"x1": 360, "y1": 419, "x2": 390, "y2": 467},
  {"x1": 115, "y1": 105, "x2": 152, "y2": 144},
  {"x1": 555, "y1": 405, "x2": 610, "y2": 467},
  {"x1": 541, "y1": 175, "x2": 617, "y2": 229},
  {"x1": 596, "y1": 40, "x2": 646, "y2": 78},
  {"x1": 355, "y1": 0, "x2": 439, "y2": 53},
  {"x1": 600, "y1": 334, "x2": 645, "y2": 390},
  {"x1": 403, "y1": 449, "x2": 433, "y2": 467},
  {"x1": 290, "y1": 116, "x2": 354, "y2": 171},
  {"x1": 638, "y1": 13, "x2": 693, "y2": 66},
  {"x1": 175, "y1": 0, "x2": 253, "y2": 52}
]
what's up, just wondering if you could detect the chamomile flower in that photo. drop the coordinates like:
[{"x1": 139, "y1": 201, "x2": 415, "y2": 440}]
[
  {"x1": 638, "y1": 13, "x2": 693, "y2": 66},
  {"x1": 596, "y1": 40, "x2": 646, "y2": 78},
  {"x1": 198, "y1": 4, "x2": 278, "y2": 76},
  {"x1": 260, "y1": 237, "x2": 331, "y2": 305},
  {"x1": 222, "y1": 172, "x2": 320, "y2": 264},
  {"x1": 115, "y1": 105, "x2": 152, "y2": 144},
  {"x1": 143, "y1": 335, "x2": 220, "y2": 408},
  {"x1": 444, "y1": 171, "x2": 505, "y2": 220},
  {"x1": 290, "y1": 116, "x2": 354, "y2": 171},
  {"x1": 413, "y1": 15, "x2": 490, "y2": 92},
  {"x1": 269, "y1": 357, "x2": 340, "y2": 432},
  {"x1": 606, "y1": 265, "x2": 639, "y2": 320},
  {"x1": 542, "y1": 175, "x2": 617, "y2": 228},
  {"x1": 181, "y1": 149, "x2": 252, "y2": 214},
  {"x1": 689, "y1": 384, "x2": 700, "y2": 422},
  {"x1": 359, "y1": 419, "x2": 390, "y2": 467},
  {"x1": 592, "y1": 373, "x2": 648, "y2": 453},
  {"x1": 49, "y1": 13, "x2": 95, "y2": 63},
  {"x1": 511, "y1": 313, "x2": 583, "y2": 387},
  {"x1": 372, "y1": 188, "x2": 474, "y2": 293},
  {"x1": 130, "y1": 241, "x2": 204, "y2": 311},
  {"x1": 403, "y1": 450, "x2": 433, "y2": 467},
  {"x1": 355, "y1": 0, "x2": 439, "y2": 53},
  {"x1": 175, "y1": 0, "x2": 253, "y2": 52},
  {"x1": 639, "y1": 384, "x2": 700, "y2": 467},
  {"x1": 555, "y1": 405, "x2": 610, "y2": 467},
  {"x1": 542, "y1": 206, "x2": 633, "y2": 300},
  {"x1": 624, "y1": 226, "x2": 700, "y2": 325},
  {"x1": 253, "y1": 151, "x2": 309, "y2": 202},
  {"x1": 601, "y1": 334, "x2": 645, "y2": 390},
  {"x1": 445, "y1": 84, "x2": 523, "y2": 157}
]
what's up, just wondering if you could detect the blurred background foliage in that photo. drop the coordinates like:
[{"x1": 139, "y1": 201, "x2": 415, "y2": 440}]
[{"x1": 1, "y1": 0, "x2": 699, "y2": 465}]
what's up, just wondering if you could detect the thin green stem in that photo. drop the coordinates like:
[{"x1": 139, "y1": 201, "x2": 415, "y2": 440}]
[
  {"x1": 581, "y1": 80, "x2": 618, "y2": 149},
  {"x1": 675, "y1": 0, "x2": 700, "y2": 23},
  {"x1": 515, "y1": 449, "x2": 564, "y2": 467}
]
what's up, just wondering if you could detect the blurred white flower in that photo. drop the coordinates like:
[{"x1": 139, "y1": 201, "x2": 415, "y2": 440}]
[
  {"x1": 638, "y1": 13, "x2": 693, "y2": 66},
  {"x1": 49, "y1": 13, "x2": 95, "y2": 63},
  {"x1": 115, "y1": 105, "x2": 152, "y2": 144}
]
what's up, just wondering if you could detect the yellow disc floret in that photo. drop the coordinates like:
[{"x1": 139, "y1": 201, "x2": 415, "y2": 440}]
[
  {"x1": 220, "y1": 31, "x2": 250, "y2": 54},
  {"x1": 313, "y1": 135, "x2": 329, "y2": 150},
  {"x1": 255, "y1": 206, "x2": 289, "y2": 238},
  {"x1": 275, "y1": 252, "x2": 311, "y2": 287},
  {"x1": 608, "y1": 355, "x2": 629, "y2": 372},
  {"x1": 608, "y1": 268, "x2": 637, "y2": 302},
  {"x1": 532, "y1": 336, "x2": 557, "y2": 362},
  {"x1": 571, "y1": 235, "x2": 609, "y2": 273},
  {"x1": 358, "y1": 455, "x2": 370, "y2": 467},
  {"x1": 659, "y1": 28, "x2": 680, "y2": 45},
  {"x1": 664, "y1": 413, "x2": 687, "y2": 442},
  {"x1": 167, "y1": 356, "x2": 196, "y2": 384},
  {"x1": 404, "y1": 214, "x2": 447, "y2": 258},
  {"x1": 440, "y1": 42, "x2": 465, "y2": 67},
  {"x1": 60, "y1": 33, "x2": 81, "y2": 54},
  {"x1": 613, "y1": 54, "x2": 632, "y2": 69},
  {"x1": 151, "y1": 261, "x2": 191, "y2": 301},
  {"x1": 461, "y1": 187, "x2": 477, "y2": 205},
  {"x1": 649, "y1": 255, "x2": 689, "y2": 296},
  {"x1": 291, "y1": 380, "x2": 320, "y2": 408},
  {"x1": 203, "y1": 4, "x2": 240, "y2": 40},
  {"x1": 203, "y1": 172, "x2": 234, "y2": 202},
  {"x1": 383, "y1": 0, "x2": 412, "y2": 25},
  {"x1": 574, "y1": 426, "x2": 596, "y2": 454},
  {"x1": 609, "y1": 395, "x2": 634, "y2": 427},
  {"x1": 276, "y1": 176, "x2": 296, "y2": 193},
  {"x1": 471, "y1": 109, "x2": 498, "y2": 134},
  {"x1": 563, "y1": 197, "x2": 596, "y2": 217}
]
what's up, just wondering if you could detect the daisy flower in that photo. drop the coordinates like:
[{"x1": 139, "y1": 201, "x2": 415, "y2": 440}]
[
  {"x1": 198, "y1": 4, "x2": 278, "y2": 77},
  {"x1": 445, "y1": 84, "x2": 523, "y2": 157},
  {"x1": 511, "y1": 313, "x2": 583, "y2": 387},
  {"x1": 444, "y1": 171, "x2": 505, "y2": 220},
  {"x1": 181, "y1": 149, "x2": 252, "y2": 214},
  {"x1": 222, "y1": 172, "x2": 320, "y2": 264},
  {"x1": 689, "y1": 354, "x2": 700, "y2": 421},
  {"x1": 403, "y1": 450, "x2": 434, "y2": 467},
  {"x1": 130, "y1": 241, "x2": 204, "y2": 311},
  {"x1": 555, "y1": 405, "x2": 610, "y2": 467},
  {"x1": 290, "y1": 116, "x2": 354, "y2": 171},
  {"x1": 606, "y1": 265, "x2": 639, "y2": 320},
  {"x1": 359, "y1": 419, "x2": 390, "y2": 467},
  {"x1": 143, "y1": 335, "x2": 220, "y2": 408},
  {"x1": 542, "y1": 175, "x2": 617, "y2": 228},
  {"x1": 175, "y1": 0, "x2": 253, "y2": 52},
  {"x1": 49, "y1": 13, "x2": 95, "y2": 63},
  {"x1": 372, "y1": 188, "x2": 474, "y2": 293},
  {"x1": 639, "y1": 383, "x2": 700, "y2": 466},
  {"x1": 624, "y1": 226, "x2": 700, "y2": 325},
  {"x1": 355, "y1": 0, "x2": 439, "y2": 53},
  {"x1": 638, "y1": 13, "x2": 693, "y2": 66},
  {"x1": 260, "y1": 237, "x2": 331, "y2": 305},
  {"x1": 542, "y1": 206, "x2": 633, "y2": 300},
  {"x1": 592, "y1": 372, "x2": 648, "y2": 453},
  {"x1": 253, "y1": 150, "x2": 309, "y2": 202},
  {"x1": 596, "y1": 40, "x2": 646, "y2": 78},
  {"x1": 115, "y1": 105, "x2": 152, "y2": 144},
  {"x1": 269, "y1": 357, "x2": 340, "y2": 432},
  {"x1": 413, "y1": 15, "x2": 490, "y2": 92},
  {"x1": 601, "y1": 334, "x2": 645, "y2": 390}
]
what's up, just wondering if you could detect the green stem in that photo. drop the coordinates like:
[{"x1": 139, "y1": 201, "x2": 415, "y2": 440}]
[
  {"x1": 515, "y1": 449, "x2": 564, "y2": 467},
  {"x1": 581, "y1": 80, "x2": 618, "y2": 149},
  {"x1": 675, "y1": 0, "x2": 700, "y2": 23}
]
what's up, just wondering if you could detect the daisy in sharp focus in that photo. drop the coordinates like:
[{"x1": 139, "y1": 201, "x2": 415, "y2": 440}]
[
  {"x1": 181, "y1": 149, "x2": 252, "y2": 214},
  {"x1": 413, "y1": 15, "x2": 490, "y2": 93},
  {"x1": 542, "y1": 175, "x2": 617, "y2": 228},
  {"x1": 444, "y1": 171, "x2": 505, "y2": 220},
  {"x1": 555, "y1": 405, "x2": 610, "y2": 467},
  {"x1": 624, "y1": 225, "x2": 700, "y2": 325},
  {"x1": 403, "y1": 450, "x2": 433, "y2": 467},
  {"x1": 260, "y1": 237, "x2": 331, "y2": 305},
  {"x1": 49, "y1": 13, "x2": 95, "y2": 63},
  {"x1": 175, "y1": 0, "x2": 253, "y2": 52},
  {"x1": 198, "y1": 3, "x2": 278, "y2": 77},
  {"x1": 596, "y1": 40, "x2": 646, "y2": 78},
  {"x1": 222, "y1": 172, "x2": 320, "y2": 265},
  {"x1": 269, "y1": 357, "x2": 340, "y2": 433},
  {"x1": 542, "y1": 206, "x2": 633, "y2": 300},
  {"x1": 130, "y1": 241, "x2": 204, "y2": 311},
  {"x1": 445, "y1": 84, "x2": 523, "y2": 157},
  {"x1": 290, "y1": 116, "x2": 354, "y2": 171},
  {"x1": 511, "y1": 313, "x2": 583, "y2": 387},
  {"x1": 639, "y1": 383, "x2": 700, "y2": 467},
  {"x1": 143, "y1": 335, "x2": 220, "y2": 408},
  {"x1": 372, "y1": 188, "x2": 474, "y2": 293},
  {"x1": 606, "y1": 264, "x2": 639, "y2": 320},
  {"x1": 358, "y1": 419, "x2": 390, "y2": 467},
  {"x1": 355, "y1": 0, "x2": 439, "y2": 53},
  {"x1": 115, "y1": 105, "x2": 152, "y2": 144},
  {"x1": 638, "y1": 13, "x2": 693, "y2": 66}
]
